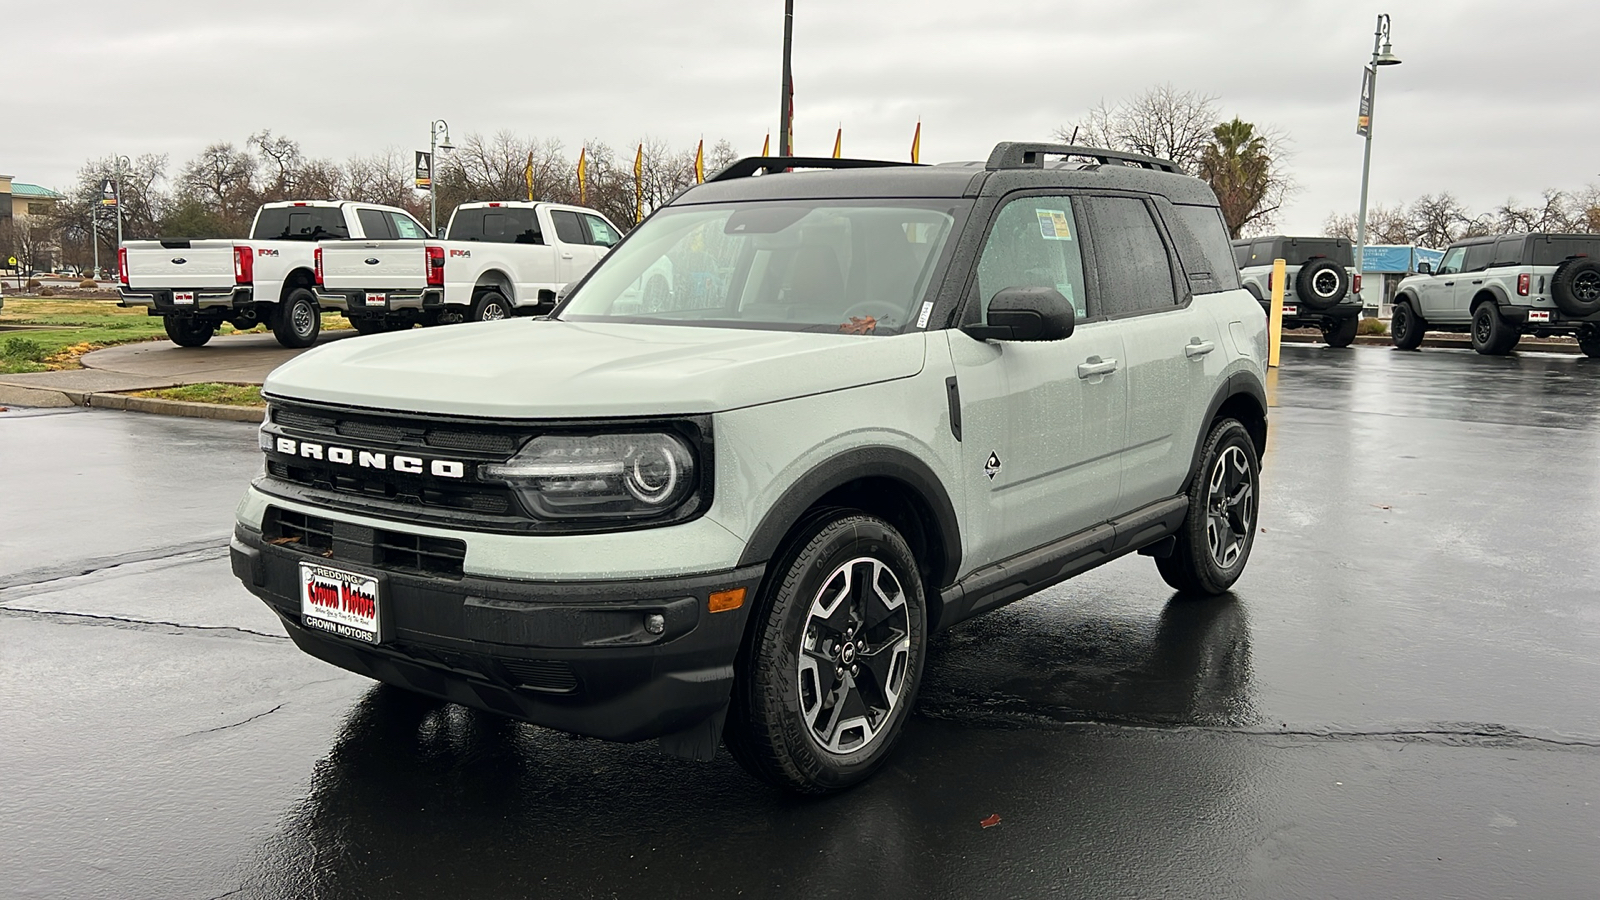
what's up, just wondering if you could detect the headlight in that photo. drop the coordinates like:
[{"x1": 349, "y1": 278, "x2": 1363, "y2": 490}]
[{"x1": 478, "y1": 433, "x2": 697, "y2": 520}]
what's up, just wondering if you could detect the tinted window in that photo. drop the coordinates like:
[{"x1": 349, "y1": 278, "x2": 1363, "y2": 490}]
[
  {"x1": 1462, "y1": 242, "x2": 1494, "y2": 273},
  {"x1": 1248, "y1": 240, "x2": 1275, "y2": 266},
  {"x1": 1492, "y1": 236, "x2": 1526, "y2": 267},
  {"x1": 1279, "y1": 238, "x2": 1353, "y2": 266},
  {"x1": 388, "y1": 212, "x2": 427, "y2": 239},
  {"x1": 1232, "y1": 241, "x2": 1252, "y2": 268},
  {"x1": 974, "y1": 196, "x2": 1089, "y2": 319},
  {"x1": 550, "y1": 210, "x2": 587, "y2": 244},
  {"x1": 251, "y1": 207, "x2": 350, "y2": 241},
  {"x1": 1168, "y1": 203, "x2": 1241, "y2": 293},
  {"x1": 448, "y1": 208, "x2": 544, "y2": 244},
  {"x1": 356, "y1": 208, "x2": 394, "y2": 240},
  {"x1": 1530, "y1": 236, "x2": 1600, "y2": 266},
  {"x1": 1087, "y1": 196, "x2": 1177, "y2": 315},
  {"x1": 584, "y1": 214, "x2": 621, "y2": 247}
]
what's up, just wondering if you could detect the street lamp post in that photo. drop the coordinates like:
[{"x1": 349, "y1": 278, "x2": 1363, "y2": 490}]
[
  {"x1": 778, "y1": 0, "x2": 794, "y2": 157},
  {"x1": 1354, "y1": 14, "x2": 1402, "y2": 315},
  {"x1": 113, "y1": 154, "x2": 131, "y2": 248},
  {"x1": 428, "y1": 120, "x2": 454, "y2": 235}
]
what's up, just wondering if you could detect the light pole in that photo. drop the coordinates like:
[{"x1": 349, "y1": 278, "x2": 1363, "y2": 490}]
[
  {"x1": 778, "y1": 0, "x2": 794, "y2": 157},
  {"x1": 428, "y1": 120, "x2": 453, "y2": 235},
  {"x1": 113, "y1": 154, "x2": 131, "y2": 248},
  {"x1": 1354, "y1": 14, "x2": 1401, "y2": 315}
]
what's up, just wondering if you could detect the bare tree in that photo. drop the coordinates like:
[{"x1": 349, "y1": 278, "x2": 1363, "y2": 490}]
[
  {"x1": 0, "y1": 216, "x2": 50, "y2": 277},
  {"x1": 1323, "y1": 204, "x2": 1411, "y2": 245},
  {"x1": 178, "y1": 143, "x2": 257, "y2": 234},
  {"x1": 1056, "y1": 84, "x2": 1220, "y2": 173}
]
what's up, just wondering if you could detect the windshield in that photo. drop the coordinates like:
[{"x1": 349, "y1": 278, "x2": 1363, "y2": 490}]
[{"x1": 558, "y1": 201, "x2": 960, "y2": 335}]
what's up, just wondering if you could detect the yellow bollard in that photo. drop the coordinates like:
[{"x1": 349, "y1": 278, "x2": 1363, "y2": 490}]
[{"x1": 1268, "y1": 257, "x2": 1286, "y2": 368}]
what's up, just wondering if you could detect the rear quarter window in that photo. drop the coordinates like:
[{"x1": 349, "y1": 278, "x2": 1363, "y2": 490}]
[
  {"x1": 1165, "y1": 202, "x2": 1241, "y2": 294},
  {"x1": 1530, "y1": 236, "x2": 1600, "y2": 266},
  {"x1": 1492, "y1": 236, "x2": 1526, "y2": 267}
]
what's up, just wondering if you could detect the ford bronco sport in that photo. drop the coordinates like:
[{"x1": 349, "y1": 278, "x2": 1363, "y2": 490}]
[
  {"x1": 1232, "y1": 235, "x2": 1362, "y2": 347},
  {"x1": 231, "y1": 143, "x2": 1269, "y2": 793},
  {"x1": 1390, "y1": 232, "x2": 1600, "y2": 356}
]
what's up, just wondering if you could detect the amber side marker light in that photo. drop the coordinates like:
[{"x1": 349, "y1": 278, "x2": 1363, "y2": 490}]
[{"x1": 709, "y1": 588, "x2": 746, "y2": 613}]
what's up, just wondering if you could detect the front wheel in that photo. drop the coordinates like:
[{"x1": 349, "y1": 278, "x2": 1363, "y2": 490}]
[
  {"x1": 272, "y1": 289, "x2": 321, "y2": 349},
  {"x1": 1156, "y1": 418, "x2": 1260, "y2": 596},
  {"x1": 1321, "y1": 315, "x2": 1359, "y2": 348},
  {"x1": 725, "y1": 512, "x2": 926, "y2": 794},
  {"x1": 1390, "y1": 301, "x2": 1426, "y2": 351},
  {"x1": 163, "y1": 316, "x2": 214, "y2": 348}
]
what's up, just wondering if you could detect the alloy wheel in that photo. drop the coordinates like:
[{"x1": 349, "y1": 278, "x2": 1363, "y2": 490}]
[
  {"x1": 796, "y1": 556, "x2": 912, "y2": 755},
  {"x1": 1205, "y1": 446, "x2": 1254, "y2": 569},
  {"x1": 1474, "y1": 309, "x2": 1493, "y2": 344},
  {"x1": 1313, "y1": 269, "x2": 1340, "y2": 298},
  {"x1": 481, "y1": 303, "x2": 507, "y2": 321},
  {"x1": 1574, "y1": 271, "x2": 1600, "y2": 303}
]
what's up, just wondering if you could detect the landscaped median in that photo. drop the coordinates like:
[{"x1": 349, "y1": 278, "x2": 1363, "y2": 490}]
[{"x1": 88, "y1": 383, "x2": 266, "y2": 423}]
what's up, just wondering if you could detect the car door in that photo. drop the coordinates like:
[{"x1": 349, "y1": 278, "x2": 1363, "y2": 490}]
[
  {"x1": 1084, "y1": 194, "x2": 1209, "y2": 513},
  {"x1": 1456, "y1": 242, "x2": 1495, "y2": 318},
  {"x1": 1421, "y1": 246, "x2": 1466, "y2": 320},
  {"x1": 947, "y1": 193, "x2": 1126, "y2": 566},
  {"x1": 548, "y1": 209, "x2": 591, "y2": 284}
]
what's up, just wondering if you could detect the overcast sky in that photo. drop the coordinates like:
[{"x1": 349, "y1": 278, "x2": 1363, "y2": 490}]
[{"x1": 7, "y1": 0, "x2": 1597, "y2": 233}]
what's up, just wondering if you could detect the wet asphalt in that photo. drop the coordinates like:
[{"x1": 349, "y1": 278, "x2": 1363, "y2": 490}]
[{"x1": 2, "y1": 344, "x2": 1598, "y2": 899}]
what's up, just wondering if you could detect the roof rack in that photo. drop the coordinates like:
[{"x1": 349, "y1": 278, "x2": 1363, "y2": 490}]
[
  {"x1": 706, "y1": 156, "x2": 914, "y2": 182},
  {"x1": 985, "y1": 142, "x2": 1179, "y2": 173}
]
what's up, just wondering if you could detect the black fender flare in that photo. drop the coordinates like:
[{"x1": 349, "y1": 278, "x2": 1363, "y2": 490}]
[
  {"x1": 1466, "y1": 283, "x2": 1509, "y2": 312},
  {"x1": 1394, "y1": 290, "x2": 1421, "y2": 312},
  {"x1": 1183, "y1": 371, "x2": 1269, "y2": 492},
  {"x1": 735, "y1": 445, "x2": 962, "y2": 587}
]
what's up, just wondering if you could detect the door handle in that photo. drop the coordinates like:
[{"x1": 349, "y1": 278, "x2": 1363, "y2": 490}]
[
  {"x1": 560, "y1": 252, "x2": 574, "y2": 259},
  {"x1": 1472, "y1": 280, "x2": 1484, "y2": 285},
  {"x1": 1444, "y1": 281, "x2": 1455, "y2": 286},
  {"x1": 1077, "y1": 357, "x2": 1119, "y2": 380},
  {"x1": 1185, "y1": 339, "x2": 1216, "y2": 359}
]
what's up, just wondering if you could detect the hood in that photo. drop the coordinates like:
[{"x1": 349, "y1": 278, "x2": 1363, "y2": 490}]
[{"x1": 263, "y1": 320, "x2": 927, "y2": 418}]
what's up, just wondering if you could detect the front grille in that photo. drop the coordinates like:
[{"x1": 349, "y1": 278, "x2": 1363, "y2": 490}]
[
  {"x1": 264, "y1": 507, "x2": 466, "y2": 578},
  {"x1": 268, "y1": 401, "x2": 529, "y2": 458},
  {"x1": 267, "y1": 458, "x2": 515, "y2": 515},
  {"x1": 499, "y1": 659, "x2": 579, "y2": 694}
]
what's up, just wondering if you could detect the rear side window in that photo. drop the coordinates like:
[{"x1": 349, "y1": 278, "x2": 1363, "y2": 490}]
[
  {"x1": 1492, "y1": 236, "x2": 1526, "y2": 267},
  {"x1": 252, "y1": 207, "x2": 350, "y2": 241},
  {"x1": 388, "y1": 213, "x2": 427, "y2": 239},
  {"x1": 1248, "y1": 240, "x2": 1275, "y2": 266},
  {"x1": 583, "y1": 214, "x2": 621, "y2": 247},
  {"x1": 448, "y1": 208, "x2": 544, "y2": 244},
  {"x1": 1232, "y1": 242, "x2": 1252, "y2": 268},
  {"x1": 1530, "y1": 236, "x2": 1600, "y2": 266},
  {"x1": 550, "y1": 211, "x2": 587, "y2": 244},
  {"x1": 1165, "y1": 202, "x2": 1241, "y2": 294},
  {"x1": 356, "y1": 209, "x2": 394, "y2": 240},
  {"x1": 1462, "y1": 242, "x2": 1494, "y2": 273},
  {"x1": 1086, "y1": 196, "x2": 1179, "y2": 315}
]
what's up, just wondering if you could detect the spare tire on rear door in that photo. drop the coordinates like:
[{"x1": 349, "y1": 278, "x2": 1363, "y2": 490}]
[
  {"x1": 1295, "y1": 258, "x2": 1349, "y2": 310},
  {"x1": 1550, "y1": 257, "x2": 1600, "y2": 317}
]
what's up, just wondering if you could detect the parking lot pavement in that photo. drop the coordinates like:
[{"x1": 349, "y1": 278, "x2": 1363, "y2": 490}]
[
  {"x1": 3, "y1": 344, "x2": 1599, "y2": 899},
  {"x1": 79, "y1": 330, "x2": 359, "y2": 385}
]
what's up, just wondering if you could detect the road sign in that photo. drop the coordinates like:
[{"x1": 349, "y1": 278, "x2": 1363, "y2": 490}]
[{"x1": 415, "y1": 151, "x2": 432, "y2": 190}]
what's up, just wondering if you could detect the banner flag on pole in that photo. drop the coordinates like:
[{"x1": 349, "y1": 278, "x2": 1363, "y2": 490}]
[
  {"x1": 414, "y1": 151, "x2": 432, "y2": 190},
  {"x1": 694, "y1": 139, "x2": 705, "y2": 184},
  {"x1": 525, "y1": 151, "x2": 534, "y2": 202},
  {"x1": 1357, "y1": 65, "x2": 1375, "y2": 136},
  {"x1": 762, "y1": 133, "x2": 770, "y2": 157},
  {"x1": 577, "y1": 146, "x2": 588, "y2": 204},
  {"x1": 832, "y1": 127, "x2": 842, "y2": 159},
  {"x1": 911, "y1": 121, "x2": 921, "y2": 164},
  {"x1": 634, "y1": 143, "x2": 644, "y2": 224}
]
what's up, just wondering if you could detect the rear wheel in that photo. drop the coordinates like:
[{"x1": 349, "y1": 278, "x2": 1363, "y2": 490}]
[
  {"x1": 1321, "y1": 315, "x2": 1359, "y2": 348},
  {"x1": 272, "y1": 289, "x2": 321, "y2": 349},
  {"x1": 1390, "y1": 301, "x2": 1426, "y2": 350},
  {"x1": 1470, "y1": 303, "x2": 1519, "y2": 355},
  {"x1": 163, "y1": 316, "x2": 214, "y2": 348},
  {"x1": 1577, "y1": 325, "x2": 1600, "y2": 359},
  {"x1": 726, "y1": 512, "x2": 926, "y2": 794},
  {"x1": 1156, "y1": 418, "x2": 1260, "y2": 596},
  {"x1": 471, "y1": 290, "x2": 512, "y2": 322}
]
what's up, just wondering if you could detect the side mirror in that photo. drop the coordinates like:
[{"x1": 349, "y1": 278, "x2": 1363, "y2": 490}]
[
  {"x1": 1417, "y1": 261, "x2": 1433, "y2": 275},
  {"x1": 961, "y1": 286, "x2": 1076, "y2": 342}
]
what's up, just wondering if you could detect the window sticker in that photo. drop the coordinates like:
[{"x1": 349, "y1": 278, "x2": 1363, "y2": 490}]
[
  {"x1": 916, "y1": 301, "x2": 935, "y2": 328},
  {"x1": 1036, "y1": 209, "x2": 1073, "y2": 241}
]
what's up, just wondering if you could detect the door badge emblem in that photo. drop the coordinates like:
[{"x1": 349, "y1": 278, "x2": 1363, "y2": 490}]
[{"x1": 985, "y1": 452, "x2": 1002, "y2": 480}]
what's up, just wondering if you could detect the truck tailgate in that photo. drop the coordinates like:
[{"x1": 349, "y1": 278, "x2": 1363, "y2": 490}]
[
  {"x1": 124, "y1": 240, "x2": 238, "y2": 290},
  {"x1": 320, "y1": 241, "x2": 427, "y2": 291}
]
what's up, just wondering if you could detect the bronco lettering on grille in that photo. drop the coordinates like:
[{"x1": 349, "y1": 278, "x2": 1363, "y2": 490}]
[{"x1": 270, "y1": 437, "x2": 465, "y2": 478}]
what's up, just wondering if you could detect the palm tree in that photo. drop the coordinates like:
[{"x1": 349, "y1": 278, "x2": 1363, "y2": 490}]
[{"x1": 1199, "y1": 119, "x2": 1278, "y2": 239}]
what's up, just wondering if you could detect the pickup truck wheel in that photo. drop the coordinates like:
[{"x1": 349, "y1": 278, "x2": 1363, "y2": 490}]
[
  {"x1": 1157, "y1": 418, "x2": 1259, "y2": 596},
  {"x1": 163, "y1": 316, "x2": 214, "y2": 348},
  {"x1": 1551, "y1": 258, "x2": 1600, "y2": 317},
  {"x1": 1470, "y1": 303, "x2": 1519, "y2": 355},
  {"x1": 726, "y1": 512, "x2": 926, "y2": 794},
  {"x1": 471, "y1": 290, "x2": 512, "y2": 322},
  {"x1": 272, "y1": 289, "x2": 321, "y2": 348},
  {"x1": 1295, "y1": 258, "x2": 1348, "y2": 310},
  {"x1": 1390, "y1": 300, "x2": 1426, "y2": 350},
  {"x1": 1321, "y1": 315, "x2": 1359, "y2": 348},
  {"x1": 1578, "y1": 325, "x2": 1600, "y2": 358}
]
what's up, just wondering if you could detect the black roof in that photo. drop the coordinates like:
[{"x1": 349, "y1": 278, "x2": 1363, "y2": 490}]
[{"x1": 673, "y1": 142, "x2": 1222, "y2": 207}]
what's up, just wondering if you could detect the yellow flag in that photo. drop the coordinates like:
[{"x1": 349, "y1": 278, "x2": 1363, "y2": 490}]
[
  {"x1": 577, "y1": 146, "x2": 587, "y2": 205},
  {"x1": 832, "y1": 127, "x2": 842, "y2": 159},
  {"x1": 762, "y1": 133, "x2": 770, "y2": 157},
  {"x1": 525, "y1": 150, "x2": 534, "y2": 202},
  {"x1": 911, "y1": 121, "x2": 921, "y2": 164},
  {"x1": 634, "y1": 143, "x2": 644, "y2": 224},
  {"x1": 694, "y1": 139, "x2": 704, "y2": 184}
]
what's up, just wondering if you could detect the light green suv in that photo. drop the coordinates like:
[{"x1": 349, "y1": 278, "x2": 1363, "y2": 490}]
[{"x1": 230, "y1": 143, "x2": 1269, "y2": 793}]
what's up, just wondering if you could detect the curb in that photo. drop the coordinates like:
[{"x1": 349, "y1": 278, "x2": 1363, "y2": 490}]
[
  {"x1": 0, "y1": 383, "x2": 78, "y2": 408},
  {"x1": 86, "y1": 393, "x2": 265, "y2": 423},
  {"x1": 1280, "y1": 333, "x2": 1580, "y2": 354}
]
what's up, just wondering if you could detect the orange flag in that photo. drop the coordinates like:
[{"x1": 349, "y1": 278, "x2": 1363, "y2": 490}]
[
  {"x1": 911, "y1": 121, "x2": 921, "y2": 164},
  {"x1": 762, "y1": 133, "x2": 770, "y2": 156},
  {"x1": 577, "y1": 146, "x2": 588, "y2": 204},
  {"x1": 694, "y1": 139, "x2": 704, "y2": 184},
  {"x1": 832, "y1": 127, "x2": 842, "y2": 159}
]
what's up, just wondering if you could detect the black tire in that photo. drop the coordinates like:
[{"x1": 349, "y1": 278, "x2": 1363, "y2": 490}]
[
  {"x1": 1551, "y1": 258, "x2": 1600, "y2": 317},
  {"x1": 725, "y1": 512, "x2": 927, "y2": 794},
  {"x1": 471, "y1": 290, "x2": 513, "y2": 322},
  {"x1": 351, "y1": 317, "x2": 388, "y2": 336},
  {"x1": 1295, "y1": 258, "x2": 1349, "y2": 310},
  {"x1": 272, "y1": 288, "x2": 321, "y2": 349},
  {"x1": 1156, "y1": 419, "x2": 1260, "y2": 596},
  {"x1": 1470, "y1": 303, "x2": 1520, "y2": 356},
  {"x1": 1390, "y1": 300, "x2": 1426, "y2": 350},
  {"x1": 1577, "y1": 325, "x2": 1600, "y2": 359},
  {"x1": 1321, "y1": 315, "x2": 1359, "y2": 348},
  {"x1": 163, "y1": 316, "x2": 214, "y2": 348}
]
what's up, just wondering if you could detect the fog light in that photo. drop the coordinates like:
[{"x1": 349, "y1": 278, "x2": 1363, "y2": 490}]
[{"x1": 644, "y1": 613, "x2": 666, "y2": 635}]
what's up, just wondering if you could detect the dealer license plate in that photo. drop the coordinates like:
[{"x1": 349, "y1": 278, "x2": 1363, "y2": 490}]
[
  {"x1": 299, "y1": 561, "x2": 381, "y2": 643},
  {"x1": 173, "y1": 291, "x2": 195, "y2": 305},
  {"x1": 1281, "y1": 304, "x2": 1298, "y2": 316},
  {"x1": 364, "y1": 292, "x2": 388, "y2": 306}
]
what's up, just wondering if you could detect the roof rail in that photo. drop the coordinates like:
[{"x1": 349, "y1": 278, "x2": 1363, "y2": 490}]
[
  {"x1": 706, "y1": 156, "x2": 914, "y2": 182},
  {"x1": 985, "y1": 142, "x2": 1179, "y2": 173}
]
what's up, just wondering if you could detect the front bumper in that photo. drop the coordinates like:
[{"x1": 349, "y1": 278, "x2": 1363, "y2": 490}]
[
  {"x1": 315, "y1": 288, "x2": 442, "y2": 313},
  {"x1": 119, "y1": 285, "x2": 253, "y2": 313},
  {"x1": 230, "y1": 525, "x2": 762, "y2": 743}
]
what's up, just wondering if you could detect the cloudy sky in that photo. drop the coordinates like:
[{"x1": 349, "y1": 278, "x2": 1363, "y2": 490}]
[{"x1": 7, "y1": 0, "x2": 1597, "y2": 233}]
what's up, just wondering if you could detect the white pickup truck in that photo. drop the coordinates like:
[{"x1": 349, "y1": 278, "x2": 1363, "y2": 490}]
[
  {"x1": 118, "y1": 200, "x2": 430, "y2": 347},
  {"x1": 315, "y1": 201, "x2": 622, "y2": 328}
]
